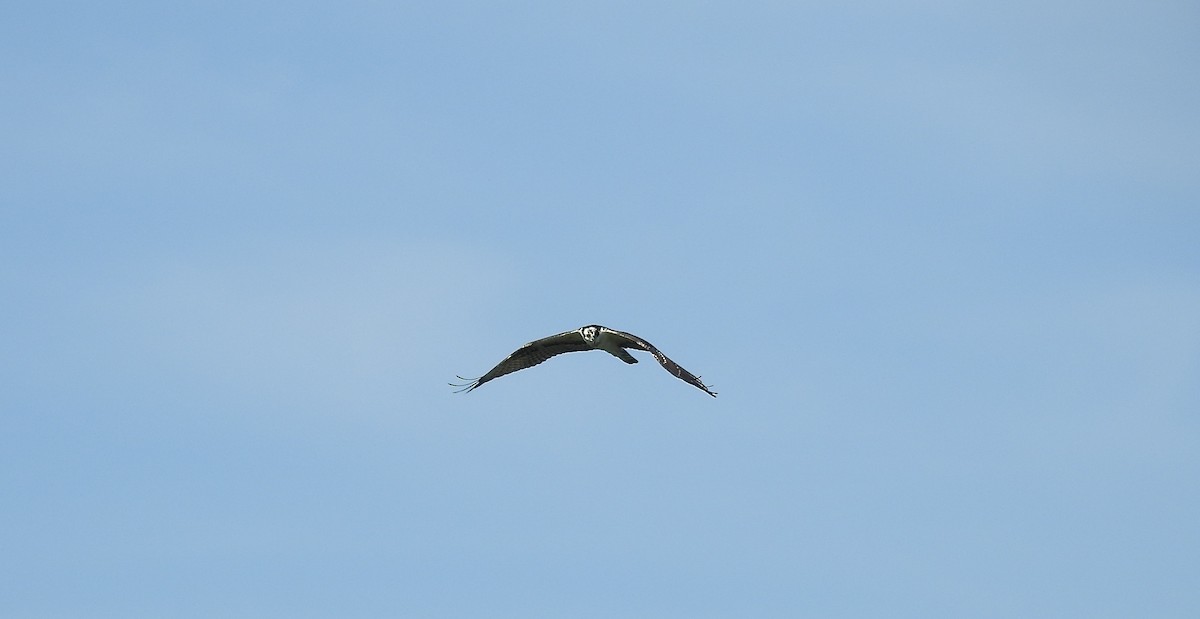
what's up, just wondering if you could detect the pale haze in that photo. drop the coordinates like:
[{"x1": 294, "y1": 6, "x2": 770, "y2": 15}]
[{"x1": 3, "y1": 2, "x2": 1198, "y2": 617}]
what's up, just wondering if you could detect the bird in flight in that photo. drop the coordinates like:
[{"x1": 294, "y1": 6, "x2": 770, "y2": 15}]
[{"x1": 452, "y1": 325, "x2": 717, "y2": 397}]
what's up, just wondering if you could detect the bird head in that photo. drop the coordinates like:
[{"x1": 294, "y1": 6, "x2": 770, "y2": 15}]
[{"x1": 581, "y1": 325, "x2": 601, "y2": 345}]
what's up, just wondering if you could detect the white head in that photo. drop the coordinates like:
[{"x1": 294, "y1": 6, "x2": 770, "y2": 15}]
[{"x1": 581, "y1": 325, "x2": 601, "y2": 344}]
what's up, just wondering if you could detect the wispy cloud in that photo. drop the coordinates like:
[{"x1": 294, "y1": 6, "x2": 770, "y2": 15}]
[{"x1": 116, "y1": 237, "x2": 516, "y2": 419}]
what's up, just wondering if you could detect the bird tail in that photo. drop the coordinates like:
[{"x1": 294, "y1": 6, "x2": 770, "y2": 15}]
[{"x1": 609, "y1": 348, "x2": 638, "y2": 364}]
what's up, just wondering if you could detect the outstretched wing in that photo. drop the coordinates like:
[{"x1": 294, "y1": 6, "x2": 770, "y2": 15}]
[
  {"x1": 603, "y1": 328, "x2": 718, "y2": 397},
  {"x1": 452, "y1": 329, "x2": 590, "y2": 393}
]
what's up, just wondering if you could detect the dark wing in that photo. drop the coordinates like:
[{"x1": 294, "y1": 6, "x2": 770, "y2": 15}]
[
  {"x1": 451, "y1": 329, "x2": 590, "y2": 393},
  {"x1": 605, "y1": 328, "x2": 718, "y2": 397}
]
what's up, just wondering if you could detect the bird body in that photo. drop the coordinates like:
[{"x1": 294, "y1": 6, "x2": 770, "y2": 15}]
[
  {"x1": 585, "y1": 325, "x2": 636, "y2": 363},
  {"x1": 452, "y1": 324, "x2": 717, "y2": 397}
]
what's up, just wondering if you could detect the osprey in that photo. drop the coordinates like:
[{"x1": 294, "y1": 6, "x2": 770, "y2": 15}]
[{"x1": 452, "y1": 325, "x2": 717, "y2": 397}]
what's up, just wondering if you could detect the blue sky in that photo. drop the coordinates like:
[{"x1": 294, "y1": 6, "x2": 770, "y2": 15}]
[{"x1": 3, "y1": 1, "x2": 1198, "y2": 617}]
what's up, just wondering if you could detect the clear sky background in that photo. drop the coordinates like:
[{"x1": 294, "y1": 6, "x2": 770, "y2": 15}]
[{"x1": 3, "y1": 2, "x2": 1198, "y2": 617}]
